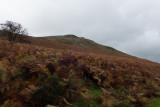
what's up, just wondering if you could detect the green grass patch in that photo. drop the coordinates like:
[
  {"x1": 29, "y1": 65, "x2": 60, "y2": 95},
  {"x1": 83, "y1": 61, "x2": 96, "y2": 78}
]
[
  {"x1": 71, "y1": 97, "x2": 90, "y2": 107},
  {"x1": 146, "y1": 86, "x2": 160, "y2": 107},
  {"x1": 156, "y1": 92, "x2": 160, "y2": 95},
  {"x1": 156, "y1": 86, "x2": 160, "y2": 95},
  {"x1": 158, "y1": 86, "x2": 160, "y2": 90},
  {"x1": 0, "y1": 69, "x2": 6, "y2": 82},
  {"x1": 78, "y1": 79, "x2": 85, "y2": 85},
  {"x1": 112, "y1": 87, "x2": 129, "y2": 95},
  {"x1": 147, "y1": 81, "x2": 153, "y2": 86},
  {"x1": 91, "y1": 88, "x2": 102, "y2": 99},
  {"x1": 87, "y1": 81, "x2": 102, "y2": 99},
  {"x1": 91, "y1": 88, "x2": 102, "y2": 107},
  {"x1": 105, "y1": 46, "x2": 117, "y2": 51},
  {"x1": 87, "y1": 81, "x2": 103, "y2": 107},
  {"x1": 146, "y1": 99, "x2": 160, "y2": 107}
]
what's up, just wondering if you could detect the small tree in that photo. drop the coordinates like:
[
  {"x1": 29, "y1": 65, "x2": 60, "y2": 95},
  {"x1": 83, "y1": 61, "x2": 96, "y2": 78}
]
[{"x1": 0, "y1": 21, "x2": 29, "y2": 43}]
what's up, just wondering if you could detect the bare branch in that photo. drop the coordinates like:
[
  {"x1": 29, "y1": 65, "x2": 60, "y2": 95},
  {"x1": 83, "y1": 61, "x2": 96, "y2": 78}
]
[{"x1": 0, "y1": 21, "x2": 29, "y2": 43}]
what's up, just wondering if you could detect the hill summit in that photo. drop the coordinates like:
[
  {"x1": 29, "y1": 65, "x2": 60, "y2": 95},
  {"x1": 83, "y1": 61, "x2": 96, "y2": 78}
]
[
  {"x1": 37, "y1": 35, "x2": 130, "y2": 57},
  {"x1": 39, "y1": 34, "x2": 114, "y2": 49}
]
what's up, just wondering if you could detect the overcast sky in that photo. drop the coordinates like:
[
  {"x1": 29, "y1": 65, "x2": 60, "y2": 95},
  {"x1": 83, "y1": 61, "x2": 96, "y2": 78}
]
[{"x1": 0, "y1": 0, "x2": 160, "y2": 63}]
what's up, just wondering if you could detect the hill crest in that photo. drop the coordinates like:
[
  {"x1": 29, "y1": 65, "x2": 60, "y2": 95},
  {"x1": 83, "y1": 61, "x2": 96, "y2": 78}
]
[{"x1": 37, "y1": 34, "x2": 130, "y2": 57}]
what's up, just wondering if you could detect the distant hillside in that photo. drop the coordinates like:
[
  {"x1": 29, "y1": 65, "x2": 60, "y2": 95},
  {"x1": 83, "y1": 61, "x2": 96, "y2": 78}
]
[
  {"x1": 37, "y1": 34, "x2": 131, "y2": 57},
  {"x1": 38, "y1": 34, "x2": 115, "y2": 49}
]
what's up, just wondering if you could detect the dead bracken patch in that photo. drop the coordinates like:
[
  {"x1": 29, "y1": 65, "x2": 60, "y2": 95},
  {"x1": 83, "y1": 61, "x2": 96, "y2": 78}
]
[{"x1": 0, "y1": 39, "x2": 160, "y2": 107}]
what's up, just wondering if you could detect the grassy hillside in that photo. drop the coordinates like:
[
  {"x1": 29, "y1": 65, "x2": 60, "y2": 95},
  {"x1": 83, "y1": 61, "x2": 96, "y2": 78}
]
[
  {"x1": 37, "y1": 34, "x2": 130, "y2": 57},
  {"x1": 0, "y1": 38, "x2": 160, "y2": 107},
  {"x1": 38, "y1": 34, "x2": 109, "y2": 48}
]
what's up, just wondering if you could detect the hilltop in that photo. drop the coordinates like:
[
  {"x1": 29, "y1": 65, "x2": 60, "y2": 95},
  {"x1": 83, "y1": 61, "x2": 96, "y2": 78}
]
[
  {"x1": 37, "y1": 34, "x2": 131, "y2": 57},
  {"x1": 0, "y1": 35, "x2": 160, "y2": 107},
  {"x1": 38, "y1": 34, "x2": 111, "y2": 49}
]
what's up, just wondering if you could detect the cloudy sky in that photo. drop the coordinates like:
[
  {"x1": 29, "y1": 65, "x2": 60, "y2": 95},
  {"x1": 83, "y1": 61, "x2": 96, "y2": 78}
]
[{"x1": 0, "y1": 0, "x2": 160, "y2": 63}]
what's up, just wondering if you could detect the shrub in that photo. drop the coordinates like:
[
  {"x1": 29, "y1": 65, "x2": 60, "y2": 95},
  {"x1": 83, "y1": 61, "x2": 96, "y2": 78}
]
[
  {"x1": 30, "y1": 75, "x2": 65, "y2": 107},
  {"x1": 0, "y1": 21, "x2": 30, "y2": 43}
]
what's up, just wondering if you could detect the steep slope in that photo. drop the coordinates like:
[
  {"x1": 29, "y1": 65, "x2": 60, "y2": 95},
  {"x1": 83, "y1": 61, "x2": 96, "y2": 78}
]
[
  {"x1": 37, "y1": 34, "x2": 131, "y2": 57},
  {"x1": 0, "y1": 38, "x2": 160, "y2": 107}
]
